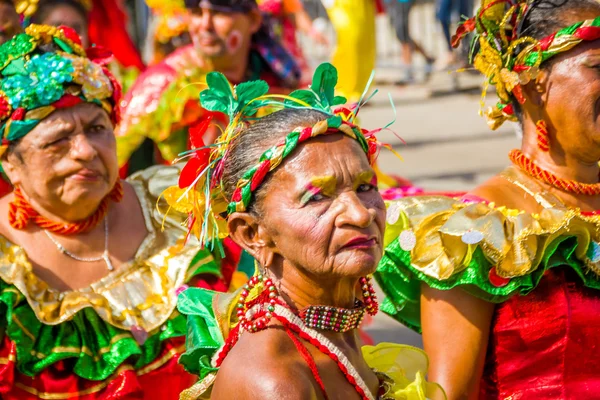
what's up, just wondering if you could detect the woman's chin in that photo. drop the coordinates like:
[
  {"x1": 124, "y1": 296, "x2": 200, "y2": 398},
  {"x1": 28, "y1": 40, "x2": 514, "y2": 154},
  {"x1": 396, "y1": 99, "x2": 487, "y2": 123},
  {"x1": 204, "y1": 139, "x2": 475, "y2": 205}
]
[{"x1": 335, "y1": 252, "x2": 381, "y2": 277}]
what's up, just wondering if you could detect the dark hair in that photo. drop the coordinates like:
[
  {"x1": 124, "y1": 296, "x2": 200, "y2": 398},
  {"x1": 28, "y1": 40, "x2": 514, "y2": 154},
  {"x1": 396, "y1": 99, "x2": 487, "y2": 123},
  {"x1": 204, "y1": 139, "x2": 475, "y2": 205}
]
[
  {"x1": 31, "y1": 0, "x2": 88, "y2": 24},
  {"x1": 512, "y1": 0, "x2": 600, "y2": 119},
  {"x1": 518, "y1": 0, "x2": 600, "y2": 39},
  {"x1": 221, "y1": 108, "x2": 330, "y2": 215}
]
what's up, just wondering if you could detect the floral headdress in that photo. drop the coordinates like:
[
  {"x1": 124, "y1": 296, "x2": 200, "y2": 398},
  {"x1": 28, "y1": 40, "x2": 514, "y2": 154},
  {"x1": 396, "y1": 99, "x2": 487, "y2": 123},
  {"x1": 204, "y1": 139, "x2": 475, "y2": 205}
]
[
  {"x1": 453, "y1": 0, "x2": 600, "y2": 130},
  {"x1": 0, "y1": 24, "x2": 121, "y2": 157},
  {"x1": 163, "y1": 63, "x2": 385, "y2": 249}
]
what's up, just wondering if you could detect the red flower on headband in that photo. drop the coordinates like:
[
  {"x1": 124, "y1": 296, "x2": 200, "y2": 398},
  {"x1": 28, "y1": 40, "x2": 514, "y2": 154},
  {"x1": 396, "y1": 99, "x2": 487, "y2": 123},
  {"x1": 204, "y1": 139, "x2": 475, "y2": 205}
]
[
  {"x1": 0, "y1": 95, "x2": 11, "y2": 120},
  {"x1": 11, "y1": 108, "x2": 26, "y2": 121},
  {"x1": 53, "y1": 94, "x2": 82, "y2": 109},
  {"x1": 58, "y1": 25, "x2": 83, "y2": 47}
]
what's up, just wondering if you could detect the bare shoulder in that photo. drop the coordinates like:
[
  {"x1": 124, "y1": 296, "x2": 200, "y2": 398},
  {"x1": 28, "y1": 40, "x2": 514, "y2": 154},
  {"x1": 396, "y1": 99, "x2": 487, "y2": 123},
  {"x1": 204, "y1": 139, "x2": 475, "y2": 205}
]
[
  {"x1": 211, "y1": 325, "x2": 319, "y2": 400},
  {"x1": 469, "y1": 174, "x2": 542, "y2": 213}
]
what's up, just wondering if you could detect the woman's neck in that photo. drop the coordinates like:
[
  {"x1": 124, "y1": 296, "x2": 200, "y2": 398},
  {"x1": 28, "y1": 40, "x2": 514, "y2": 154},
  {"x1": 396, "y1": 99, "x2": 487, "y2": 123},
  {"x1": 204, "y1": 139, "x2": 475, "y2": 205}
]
[
  {"x1": 521, "y1": 142, "x2": 600, "y2": 184},
  {"x1": 276, "y1": 270, "x2": 358, "y2": 311},
  {"x1": 27, "y1": 196, "x2": 104, "y2": 223}
]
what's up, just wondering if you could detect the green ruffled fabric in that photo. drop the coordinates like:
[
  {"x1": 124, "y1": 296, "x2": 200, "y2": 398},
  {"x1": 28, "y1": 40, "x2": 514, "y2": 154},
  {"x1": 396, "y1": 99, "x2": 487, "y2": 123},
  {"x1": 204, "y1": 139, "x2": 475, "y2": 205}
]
[
  {"x1": 0, "y1": 248, "x2": 219, "y2": 381},
  {"x1": 376, "y1": 197, "x2": 600, "y2": 333},
  {"x1": 177, "y1": 288, "x2": 224, "y2": 380}
]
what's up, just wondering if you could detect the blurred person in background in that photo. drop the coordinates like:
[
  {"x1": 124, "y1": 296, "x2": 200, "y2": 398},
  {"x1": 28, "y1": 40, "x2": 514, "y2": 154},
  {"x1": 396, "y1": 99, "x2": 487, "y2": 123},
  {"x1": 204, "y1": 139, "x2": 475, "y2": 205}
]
[
  {"x1": 0, "y1": 0, "x2": 22, "y2": 45},
  {"x1": 258, "y1": 0, "x2": 328, "y2": 84},
  {"x1": 387, "y1": 0, "x2": 435, "y2": 84},
  {"x1": 145, "y1": 0, "x2": 192, "y2": 64},
  {"x1": 435, "y1": 0, "x2": 472, "y2": 70},
  {"x1": 323, "y1": 0, "x2": 383, "y2": 103},
  {"x1": 116, "y1": 0, "x2": 300, "y2": 175},
  {"x1": 28, "y1": 0, "x2": 145, "y2": 90}
]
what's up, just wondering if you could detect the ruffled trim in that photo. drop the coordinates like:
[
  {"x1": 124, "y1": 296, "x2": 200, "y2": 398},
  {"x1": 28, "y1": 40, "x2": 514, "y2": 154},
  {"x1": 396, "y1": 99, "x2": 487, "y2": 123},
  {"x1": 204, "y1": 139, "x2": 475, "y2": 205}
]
[
  {"x1": 0, "y1": 335, "x2": 190, "y2": 397},
  {"x1": 0, "y1": 165, "x2": 226, "y2": 382},
  {"x1": 0, "y1": 168, "x2": 212, "y2": 332},
  {"x1": 377, "y1": 196, "x2": 600, "y2": 332},
  {"x1": 0, "y1": 276, "x2": 188, "y2": 381},
  {"x1": 362, "y1": 343, "x2": 446, "y2": 399}
]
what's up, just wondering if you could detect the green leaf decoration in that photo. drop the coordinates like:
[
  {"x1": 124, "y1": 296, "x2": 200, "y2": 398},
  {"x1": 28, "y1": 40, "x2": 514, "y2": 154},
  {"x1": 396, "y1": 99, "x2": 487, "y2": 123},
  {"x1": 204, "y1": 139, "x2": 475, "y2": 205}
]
[
  {"x1": 235, "y1": 80, "x2": 269, "y2": 112},
  {"x1": 310, "y1": 63, "x2": 338, "y2": 108},
  {"x1": 2, "y1": 58, "x2": 26, "y2": 76},
  {"x1": 332, "y1": 95, "x2": 347, "y2": 106},
  {"x1": 200, "y1": 72, "x2": 235, "y2": 116},
  {"x1": 53, "y1": 37, "x2": 74, "y2": 54},
  {"x1": 287, "y1": 89, "x2": 318, "y2": 108},
  {"x1": 0, "y1": 34, "x2": 36, "y2": 71}
]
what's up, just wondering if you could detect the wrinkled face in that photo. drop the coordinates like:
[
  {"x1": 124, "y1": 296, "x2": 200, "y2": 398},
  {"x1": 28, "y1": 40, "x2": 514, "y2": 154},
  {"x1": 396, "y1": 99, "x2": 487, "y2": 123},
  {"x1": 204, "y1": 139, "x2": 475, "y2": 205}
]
[
  {"x1": 187, "y1": 7, "x2": 258, "y2": 59},
  {"x1": 537, "y1": 11, "x2": 600, "y2": 158},
  {"x1": 0, "y1": 3, "x2": 22, "y2": 45},
  {"x1": 3, "y1": 103, "x2": 118, "y2": 212},
  {"x1": 42, "y1": 5, "x2": 89, "y2": 47},
  {"x1": 258, "y1": 135, "x2": 386, "y2": 278}
]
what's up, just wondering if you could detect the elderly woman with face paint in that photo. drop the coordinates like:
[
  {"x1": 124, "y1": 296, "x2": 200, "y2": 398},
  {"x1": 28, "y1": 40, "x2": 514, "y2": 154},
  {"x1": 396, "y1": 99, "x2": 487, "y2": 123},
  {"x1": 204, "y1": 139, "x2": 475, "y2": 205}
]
[
  {"x1": 0, "y1": 25, "x2": 231, "y2": 399},
  {"x1": 165, "y1": 64, "x2": 445, "y2": 400},
  {"x1": 376, "y1": 0, "x2": 600, "y2": 399}
]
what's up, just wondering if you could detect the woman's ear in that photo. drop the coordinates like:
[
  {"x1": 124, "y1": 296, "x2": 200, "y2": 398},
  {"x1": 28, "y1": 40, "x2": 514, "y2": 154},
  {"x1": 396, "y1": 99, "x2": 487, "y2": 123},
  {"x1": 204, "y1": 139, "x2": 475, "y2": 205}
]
[
  {"x1": 228, "y1": 212, "x2": 275, "y2": 266},
  {"x1": 248, "y1": 8, "x2": 262, "y2": 35},
  {"x1": 2, "y1": 154, "x2": 20, "y2": 186},
  {"x1": 522, "y1": 69, "x2": 549, "y2": 108}
]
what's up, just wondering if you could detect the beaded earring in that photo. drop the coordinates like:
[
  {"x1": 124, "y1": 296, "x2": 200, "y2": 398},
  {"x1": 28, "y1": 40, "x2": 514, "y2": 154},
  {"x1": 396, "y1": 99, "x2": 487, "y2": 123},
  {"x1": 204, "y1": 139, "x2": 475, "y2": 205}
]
[
  {"x1": 236, "y1": 273, "x2": 278, "y2": 332},
  {"x1": 536, "y1": 120, "x2": 550, "y2": 152},
  {"x1": 359, "y1": 276, "x2": 379, "y2": 316}
]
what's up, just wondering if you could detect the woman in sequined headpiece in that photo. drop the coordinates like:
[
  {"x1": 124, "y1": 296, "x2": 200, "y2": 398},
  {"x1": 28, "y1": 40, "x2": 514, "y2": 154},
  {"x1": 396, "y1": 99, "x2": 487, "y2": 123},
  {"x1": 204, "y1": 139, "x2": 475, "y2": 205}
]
[
  {"x1": 0, "y1": 25, "x2": 231, "y2": 399},
  {"x1": 164, "y1": 63, "x2": 445, "y2": 400},
  {"x1": 375, "y1": 0, "x2": 600, "y2": 398}
]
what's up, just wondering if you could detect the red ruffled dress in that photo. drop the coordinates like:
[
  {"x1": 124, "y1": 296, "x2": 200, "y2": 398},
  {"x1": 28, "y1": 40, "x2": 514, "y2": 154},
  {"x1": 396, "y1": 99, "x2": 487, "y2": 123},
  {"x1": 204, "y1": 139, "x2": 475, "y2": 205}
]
[{"x1": 376, "y1": 166, "x2": 600, "y2": 399}]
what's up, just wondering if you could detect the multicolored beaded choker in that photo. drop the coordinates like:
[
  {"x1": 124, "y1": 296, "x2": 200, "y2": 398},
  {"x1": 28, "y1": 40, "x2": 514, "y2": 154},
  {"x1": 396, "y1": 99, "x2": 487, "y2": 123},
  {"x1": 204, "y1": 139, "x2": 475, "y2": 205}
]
[
  {"x1": 509, "y1": 149, "x2": 600, "y2": 196},
  {"x1": 8, "y1": 180, "x2": 124, "y2": 235},
  {"x1": 299, "y1": 301, "x2": 367, "y2": 333}
]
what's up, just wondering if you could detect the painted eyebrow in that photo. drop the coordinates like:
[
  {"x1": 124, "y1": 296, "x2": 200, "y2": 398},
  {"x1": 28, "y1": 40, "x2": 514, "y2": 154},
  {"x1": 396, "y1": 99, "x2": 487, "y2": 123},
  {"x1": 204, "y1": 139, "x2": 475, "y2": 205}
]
[
  {"x1": 353, "y1": 170, "x2": 376, "y2": 190},
  {"x1": 299, "y1": 176, "x2": 337, "y2": 205}
]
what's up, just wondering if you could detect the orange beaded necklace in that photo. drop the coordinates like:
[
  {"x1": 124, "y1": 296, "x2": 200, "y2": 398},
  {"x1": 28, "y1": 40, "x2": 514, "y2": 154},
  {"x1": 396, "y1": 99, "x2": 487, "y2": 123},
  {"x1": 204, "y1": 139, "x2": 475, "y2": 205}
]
[
  {"x1": 8, "y1": 180, "x2": 124, "y2": 235},
  {"x1": 509, "y1": 149, "x2": 600, "y2": 196}
]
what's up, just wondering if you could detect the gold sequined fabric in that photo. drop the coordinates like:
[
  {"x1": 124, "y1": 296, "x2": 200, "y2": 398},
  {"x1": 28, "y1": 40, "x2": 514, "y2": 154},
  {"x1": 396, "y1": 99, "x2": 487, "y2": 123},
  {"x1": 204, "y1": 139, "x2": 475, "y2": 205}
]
[{"x1": 384, "y1": 167, "x2": 600, "y2": 281}]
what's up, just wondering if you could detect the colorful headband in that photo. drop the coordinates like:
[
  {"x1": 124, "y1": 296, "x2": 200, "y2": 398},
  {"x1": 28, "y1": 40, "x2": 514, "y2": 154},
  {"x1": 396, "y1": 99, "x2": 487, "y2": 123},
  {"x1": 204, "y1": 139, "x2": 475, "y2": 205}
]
[
  {"x1": 14, "y1": 0, "x2": 92, "y2": 18},
  {"x1": 453, "y1": 0, "x2": 600, "y2": 129},
  {"x1": 0, "y1": 24, "x2": 121, "y2": 156},
  {"x1": 163, "y1": 63, "x2": 383, "y2": 248}
]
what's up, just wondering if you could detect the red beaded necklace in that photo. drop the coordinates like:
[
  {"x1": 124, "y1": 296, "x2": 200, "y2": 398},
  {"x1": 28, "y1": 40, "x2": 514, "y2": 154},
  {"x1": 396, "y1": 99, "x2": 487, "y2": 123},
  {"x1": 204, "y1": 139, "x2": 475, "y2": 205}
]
[
  {"x1": 8, "y1": 180, "x2": 124, "y2": 235},
  {"x1": 509, "y1": 149, "x2": 600, "y2": 196}
]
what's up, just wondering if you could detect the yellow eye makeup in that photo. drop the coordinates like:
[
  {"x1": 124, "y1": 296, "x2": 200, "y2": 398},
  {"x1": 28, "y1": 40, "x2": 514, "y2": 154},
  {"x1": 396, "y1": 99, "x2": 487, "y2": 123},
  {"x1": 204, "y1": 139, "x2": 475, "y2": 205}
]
[
  {"x1": 353, "y1": 171, "x2": 376, "y2": 191},
  {"x1": 300, "y1": 176, "x2": 336, "y2": 206}
]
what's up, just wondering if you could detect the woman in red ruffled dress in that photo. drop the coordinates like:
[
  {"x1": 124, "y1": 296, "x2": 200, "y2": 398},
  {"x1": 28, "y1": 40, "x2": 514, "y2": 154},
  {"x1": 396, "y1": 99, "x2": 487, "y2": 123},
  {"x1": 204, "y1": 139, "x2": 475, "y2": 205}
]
[
  {"x1": 376, "y1": 0, "x2": 600, "y2": 398},
  {"x1": 0, "y1": 25, "x2": 231, "y2": 399}
]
